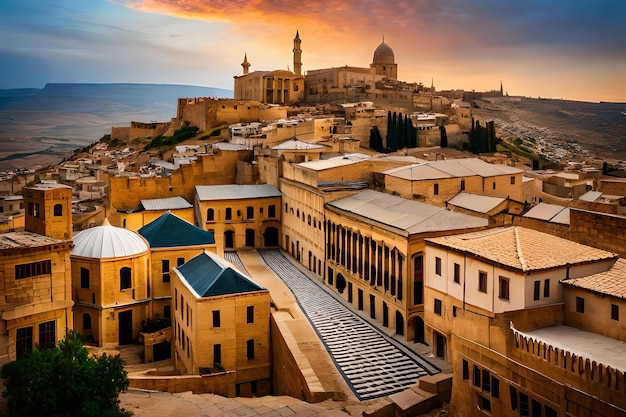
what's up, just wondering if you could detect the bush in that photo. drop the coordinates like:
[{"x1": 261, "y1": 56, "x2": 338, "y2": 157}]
[{"x1": 1, "y1": 331, "x2": 131, "y2": 417}]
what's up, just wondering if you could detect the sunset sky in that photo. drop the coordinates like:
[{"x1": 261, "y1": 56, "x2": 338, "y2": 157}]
[{"x1": 1, "y1": 0, "x2": 624, "y2": 103}]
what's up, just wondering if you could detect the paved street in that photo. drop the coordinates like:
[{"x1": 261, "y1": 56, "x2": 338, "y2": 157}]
[{"x1": 249, "y1": 249, "x2": 438, "y2": 401}]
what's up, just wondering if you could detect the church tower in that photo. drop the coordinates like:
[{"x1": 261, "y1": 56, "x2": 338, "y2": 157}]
[
  {"x1": 24, "y1": 182, "x2": 73, "y2": 240},
  {"x1": 241, "y1": 53, "x2": 251, "y2": 75},
  {"x1": 293, "y1": 30, "x2": 302, "y2": 76}
]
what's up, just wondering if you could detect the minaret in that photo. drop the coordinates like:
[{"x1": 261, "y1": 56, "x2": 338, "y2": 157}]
[
  {"x1": 241, "y1": 53, "x2": 250, "y2": 75},
  {"x1": 293, "y1": 30, "x2": 302, "y2": 76}
]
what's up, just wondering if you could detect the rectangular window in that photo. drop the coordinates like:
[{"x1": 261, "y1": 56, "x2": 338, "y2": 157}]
[
  {"x1": 612, "y1": 304, "x2": 619, "y2": 321},
  {"x1": 511, "y1": 176, "x2": 516, "y2": 185},
  {"x1": 434, "y1": 298, "x2": 442, "y2": 316},
  {"x1": 478, "y1": 394, "x2": 491, "y2": 412},
  {"x1": 544, "y1": 279, "x2": 550, "y2": 297},
  {"x1": 478, "y1": 271, "x2": 488, "y2": 293},
  {"x1": 435, "y1": 257, "x2": 442, "y2": 276},
  {"x1": 499, "y1": 276, "x2": 510, "y2": 300},
  {"x1": 225, "y1": 207, "x2": 232, "y2": 220},
  {"x1": 268, "y1": 204, "x2": 276, "y2": 218},
  {"x1": 15, "y1": 260, "x2": 52, "y2": 279},
  {"x1": 247, "y1": 306, "x2": 254, "y2": 324},
  {"x1": 246, "y1": 206, "x2": 254, "y2": 219},
  {"x1": 520, "y1": 393, "x2": 529, "y2": 416},
  {"x1": 533, "y1": 280, "x2": 541, "y2": 301},
  {"x1": 576, "y1": 296, "x2": 585, "y2": 314},
  {"x1": 177, "y1": 257, "x2": 185, "y2": 267},
  {"x1": 545, "y1": 405, "x2": 557, "y2": 417},
  {"x1": 246, "y1": 339, "x2": 255, "y2": 359},
  {"x1": 532, "y1": 399, "x2": 542, "y2": 417},
  {"x1": 491, "y1": 377, "x2": 500, "y2": 398},
  {"x1": 16, "y1": 327, "x2": 33, "y2": 360},
  {"x1": 213, "y1": 344, "x2": 222, "y2": 365},
  {"x1": 472, "y1": 365, "x2": 480, "y2": 387},
  {"x1": 212, "y1": 310, "x2": 221, "y2": 327},
  {"x1": 38, "y1": 321, "x2": 56, "y2": 350},
  {"x1": 453, "y1": 263, "x2": 460, "y2": 284},
  {"x1": 434, "y1": 183, "x2": 439, "y2": 195},
  {"x1": 462, "y1": 359, "x2": 469, "y2": 380},
  {"x1": 80, "y1": 267, "x2": 90, "y2": 289},
  {"x1": 482, "y1": 370, "x2": 491, "y2": 392},
  {"x1": 510, "y1": 387, "x2": 518, "y2": 411},
  {"x1": 162, "y1": 259, "x2": 170, "y2": 283}
]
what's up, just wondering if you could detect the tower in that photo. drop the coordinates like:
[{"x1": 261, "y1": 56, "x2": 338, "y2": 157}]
[
  {"x1": 241, "y1": 53, "x2": 251, "y2": 75},
  {"x1": 24, "y1": 181, "x2": 73, "y2": 240},
  {"x1": 293, "y1": 30, "x2": 302, "y2": 76},
  {"x1": 371, "y1": 37, "x2": 397, "y2": 79}
]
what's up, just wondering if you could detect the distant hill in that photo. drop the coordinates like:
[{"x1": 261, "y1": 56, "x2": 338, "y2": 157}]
[{"x1": 0, "y1": 83, "x2": 233, "y2": 170}]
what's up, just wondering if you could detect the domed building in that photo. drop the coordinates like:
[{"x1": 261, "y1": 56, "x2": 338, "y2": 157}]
[
  {"x1": 370, "y1": 38, "x2": 398, "y2": 79},
  {"x1": 71, "y1": 219, "x2": 151, "y2": 347}
]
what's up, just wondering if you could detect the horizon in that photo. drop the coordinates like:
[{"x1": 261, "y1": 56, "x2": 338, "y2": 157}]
[{"x1": 1, "y1": 1, "x2": 625, "y2": 103}]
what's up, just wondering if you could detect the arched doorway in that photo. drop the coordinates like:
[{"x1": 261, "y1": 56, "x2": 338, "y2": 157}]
[
  {"x1": 224, "y1": 230, "x2": 235, "y2": 249},
  {"x1": 263, "y1": 227, "x2": 279, "y2": 247},
  {"x1": 413, "y1": 316, "x2": 425, "y2": 343},
  {"x1": 395, "y1": 311, "x2": 404, "y2": 336},
  {"x1": 336, "y1": 273, "x2": 346, "y2": 294}
]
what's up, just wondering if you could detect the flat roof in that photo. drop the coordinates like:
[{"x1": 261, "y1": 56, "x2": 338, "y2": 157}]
[
  {"x1": 384, "y1": 158, "x2": 523, "y2": 180},
  {"x1": 141, "y1": 196, "x2": 192, "y2": 211},
  {"x1": 447, "y1": 192, "x2": 506, "y2": 214},
  {"x1": 327, "y1": 189, "x2": 487, "y2": 236},
  {"x1": 523, "y1": 202, "x2": 570, "y2": 225},
  {"x1": 298, "y1": 153, "x2": 372, "y2": 171},
  {"x1": 195, "y1": 184, "x2": 281, "y2": 201},
  {"x1": 0, "y1": 231, "x2": 64, "y2": 249},
  {"x1": 519, "y1": 325, "x2": 626, "y2": 372}
]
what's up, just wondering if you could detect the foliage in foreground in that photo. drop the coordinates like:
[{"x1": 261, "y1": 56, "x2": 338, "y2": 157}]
[
  {"x1": 143, "y1": 122, "x2": 200, "y2": 150},
  {"x1": 1, "y1": 331, "x2": 131, "y2": 417}
]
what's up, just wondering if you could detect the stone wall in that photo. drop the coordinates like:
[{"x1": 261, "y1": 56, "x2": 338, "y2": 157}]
[{"x1": 569, "y1": 209, "x2": 626, "y2": 257}]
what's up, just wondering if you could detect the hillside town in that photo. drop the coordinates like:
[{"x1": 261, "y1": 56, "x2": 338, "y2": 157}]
[{"x1": 1, "y1": 32, "x2": 626, "y2": 417}]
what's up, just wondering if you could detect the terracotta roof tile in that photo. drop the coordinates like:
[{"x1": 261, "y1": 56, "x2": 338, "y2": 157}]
[{"x1": 562, "y1": 258, "x2": 626, "y2": 299}]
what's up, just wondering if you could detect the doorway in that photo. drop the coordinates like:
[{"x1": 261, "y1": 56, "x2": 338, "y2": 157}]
[{"x1": 118, "y1": 310, "x2": 133, "y2": 346}]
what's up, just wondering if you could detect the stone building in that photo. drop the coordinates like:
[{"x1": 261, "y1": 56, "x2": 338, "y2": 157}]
[
  {"x1": 171, "y1": 250, "x2": 270, "y2": 396},
  {"x1": 423, "y1": 227, "x2": 624, "y2": 415},
  {"x1": 110, "y1": 196, "x2": 194, "y2": 231},
  {"x1": 0, "y1": 182, "x2": 74, "y2": 363},
  {"x1": 194, "y1": 184, "x2": 281, "y2": 255},
  {"x1": 71, "y1": 219, "x2": 151, "y2": 347},
  {"x1": 324, "y1": 189, "x2": 488, "y2": 341},
  {"x1": 233, "y1": 32, "x2": 305, "y2": 105},
  {"x1": 383, "y1": 158, "x2": 525, "y2": 205}
]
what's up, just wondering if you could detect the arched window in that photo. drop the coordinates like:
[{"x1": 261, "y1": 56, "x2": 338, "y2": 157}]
[
  {"x1": 83, "y1": 313, "x2": 92, "y2": 330},
  {"x1": 53, "y1": 203, "x2": 63, "y2": 217},
  {"x1": 120, "y1": 267, "x2": 131, "y2": 290},
  {"x1": 207, "y1": 208, "x2": 215, "y2": 221}
]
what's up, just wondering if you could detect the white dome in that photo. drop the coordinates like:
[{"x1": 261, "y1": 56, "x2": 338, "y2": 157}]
[{"x1": 72, "y1": 220, "x2": 149, "y2": 259}]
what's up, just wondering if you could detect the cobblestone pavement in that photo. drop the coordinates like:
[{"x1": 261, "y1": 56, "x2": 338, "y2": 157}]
[{"x1": 253, "y1": 249, "x2": 438, "y2": 401}]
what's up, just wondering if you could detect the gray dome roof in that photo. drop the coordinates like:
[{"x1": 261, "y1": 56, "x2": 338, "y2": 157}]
[
  {"x1": 373, "y1": 41, "x2": 395, "y2": 64},
  {"x1": 71, "y1": 219, "x2": 149, "y2": 259}
]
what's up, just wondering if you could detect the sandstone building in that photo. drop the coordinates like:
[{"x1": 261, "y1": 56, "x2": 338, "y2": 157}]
[
  {"x1": 423, "y1": 227, "x2": 624, "y2": 416},
  {"x1": 171, "y1": 250, "x2": 271, "y2": 396}
]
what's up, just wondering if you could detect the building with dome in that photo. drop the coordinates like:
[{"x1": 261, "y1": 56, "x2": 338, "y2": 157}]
[
  {"x1": 370, "y1": 38, "x2": 398, "y2": 79},
  {"x1": 233, "y1": 31, "x2": 305, "y2": 105},
  {"x1": 71, "y1": 219, "x2": 151, "y2": 347}
]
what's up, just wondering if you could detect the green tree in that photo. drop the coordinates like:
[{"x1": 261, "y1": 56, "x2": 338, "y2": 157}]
[{"x1": 1, "y1": 331, "x2": 131, "y2": 417}]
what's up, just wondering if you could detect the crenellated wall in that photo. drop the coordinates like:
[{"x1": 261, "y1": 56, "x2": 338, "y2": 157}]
[{"x1": 510, "y1": 323, "x2": 626, "y2": 412}]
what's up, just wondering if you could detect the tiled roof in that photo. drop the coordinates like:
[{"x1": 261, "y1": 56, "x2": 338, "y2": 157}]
[
  {"x1": 561, "y1": 258, "x2": 626, "y2": 299},
  {"x1": 140, "y1": 196, "x2": 192, "y2": 211},
  {"x1": 175, "y1": 251, "x2": 265, "y2": 298},
  {"x1": 327, "y1": 189, "x2": 487, "y2": 236},
  {"x1": 195, "y1": 184, "x2": 281, "y2": 201},
  {"x1": 0, "y1": 231, "x2": 64, "y2": 249},
  {"x1": 426, "y1": 226, "x2": 616, "y2": 272},
  {"x1": 138, "y1": 212, "x2": 214, "y2": 248}
]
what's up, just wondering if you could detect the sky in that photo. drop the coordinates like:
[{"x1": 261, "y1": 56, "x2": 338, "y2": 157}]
[{"x1": 1, "y1": 0, "x2": 625, "y2": 103}]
